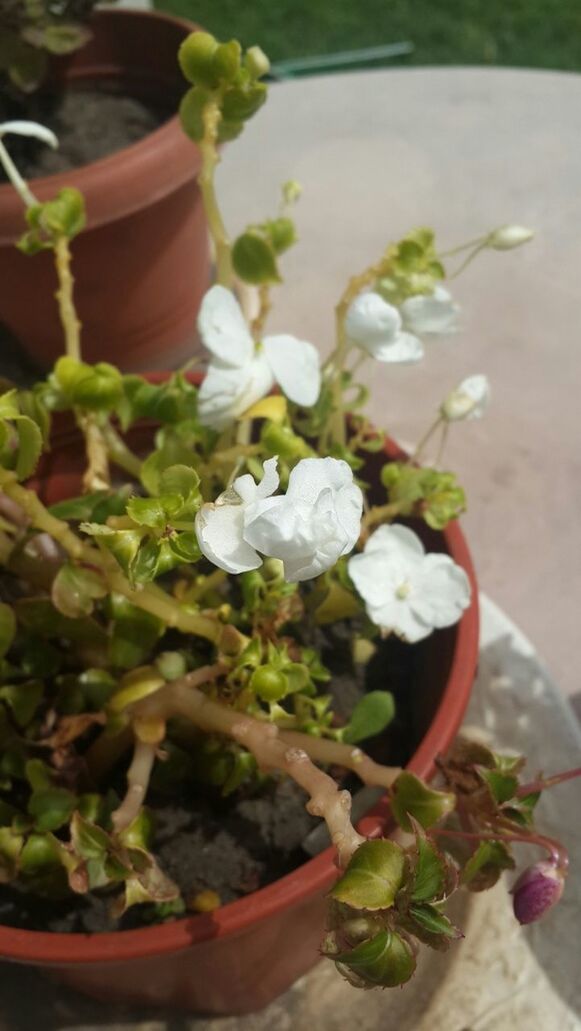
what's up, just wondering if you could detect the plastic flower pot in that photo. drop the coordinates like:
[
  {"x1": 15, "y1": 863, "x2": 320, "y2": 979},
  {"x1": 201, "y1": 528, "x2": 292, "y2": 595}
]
[
  {"x1": 11, "y1": 379, "x2": 479, "y2": 1016},
  {"x1": 0, "y1": 9, "x2": 209, "y2": 372}
]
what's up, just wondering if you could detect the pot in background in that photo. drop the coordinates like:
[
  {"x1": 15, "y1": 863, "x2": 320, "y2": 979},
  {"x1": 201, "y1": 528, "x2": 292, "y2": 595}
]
[{"x1": 0, "y1": 10, "x2": 209, "y2": 372}]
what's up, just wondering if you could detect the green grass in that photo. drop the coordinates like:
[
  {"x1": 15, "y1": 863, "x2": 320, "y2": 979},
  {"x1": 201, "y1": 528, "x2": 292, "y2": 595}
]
[{"x1": 154, "y1": 0, "x2": 581, "y2": 72}]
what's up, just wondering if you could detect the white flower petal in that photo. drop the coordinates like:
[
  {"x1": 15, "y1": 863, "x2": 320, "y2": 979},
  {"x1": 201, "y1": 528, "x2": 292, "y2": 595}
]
[
  {"x1": 371, "y1": 331, "x2": 424, "y2": 364},
  {"x1": 286, "y1": 457, "x2": 362, "y2": 552},
  {"x1": 195, "y1": 503, "x2": 262, "y2": 574},
  {"x1": 197, "y1": 356, "x2": 274, "y2": 430},
  {"x1": 197, "y1": 285, "x2": 254, "y2": 366},
  {"x1": 411, "y1": 554, "x2": 471, "y2": 627},
  {"x1": 400, "y1": 286, "x2": 460, "y2": 336},
  {"x1": 0, "y1": 120, "x2": 58, "y2": 149},
  {"x1": 364, "y1": 524, "x2": 425, "y2": 560},
  {"x1": 234, "y1": 456, "x2": 279, "y2": 504},
  {"x1": 345, "y1": 292, "x2": 402, "y2": 354},
  {"x1": 262, "y1": 334, "x2": 321, "y2": 407}
]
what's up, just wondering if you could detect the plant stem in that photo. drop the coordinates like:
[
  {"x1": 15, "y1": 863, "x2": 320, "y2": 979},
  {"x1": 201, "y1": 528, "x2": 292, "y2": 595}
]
[
  {"x1": 412, "y1": 415, "x2": 442, "y2": 463},
  {"x1": 111, "y1": 739, "x2": 157, "y2": 832},
  {"x1": 54, "y1": 235, "x2": 82, "y2": 362},
  {"x1": 359, "y1": 501, "x2": 401, "y2": 539},
  {"x1": 101, "y1": 423, "x2": 143, "y2": 480},
  {"x1": 432, "y1": 825, "x2": 569, "y2": 873},
  {"x1": 436, "y1": 234, "x2": 487, "y2": 259},
  {"x1": 76, "y1": 412, "x2": 110, "y2": 492},
  {"x1": 199, "y1": 101, "x2": 233, "y2": 288},
  {"x1": 0, "y1": 472, "x2": 226, "y2": 645},
  {"x1": 0, "y1": 138, "x2": 37, "y2": 208},
  {"x1": 448, "y1": 240, "x2": 488, "y2": 280},
  {"x1": 278, "y1": 731, "x2": 401, "y2": 792},
  {"x1": 251, "y1": 284, "x2": 271, "y2": 338},
  {"x1": 517, "y1": 766, "x2": 581, "y2": 796}
]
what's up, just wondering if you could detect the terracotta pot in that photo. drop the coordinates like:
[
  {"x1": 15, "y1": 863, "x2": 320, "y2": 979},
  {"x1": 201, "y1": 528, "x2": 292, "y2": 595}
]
[
  {"x1": 12, "y1": 383, "x2": 479, "y2": 1015},
  {"x1": 0, "y1": 10, "x2": 209, "y2": 371}
]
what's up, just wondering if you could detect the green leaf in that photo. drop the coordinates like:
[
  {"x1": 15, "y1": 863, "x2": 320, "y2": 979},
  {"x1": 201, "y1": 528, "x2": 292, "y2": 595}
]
[
  {"x1": 13, "y1": 416, "x2": 42, "y2": 479},
  {"x1": 391, "y1": 772, "x2": 456, "y2": 831},
  {"x1": 408, "y1": 902, "x2": 461, "y2": 938},
  {"x1": 0, "y1": 603, "x2": 16, "y2": 659},
  {"x1": 343, "y1": 691, "x2": 395, "y2": 744},
  {"x1": 108, "y1": 595, "x2": 163, "y2": 670},
  {"x1": 28, "y1": 788, "x2": 77, "y2": 832},
  {"x1": 168, "y1": 531, "x2": 201, "y2": 564},
  {"x1": 50, "y1": 489, "x2": 130, "y2": 523},
  {"x1": 23, "y1": 23, "x2": 91, "y2": 56},
  {"x1": 51, "y1": 562, "x2": 107, "y2": 619},
  {"x1": 330, "y1": 839, "x2": 406, "y2": 911},
  {"x1": 477, "y1": 767, "x2": 519, "y2": 804},
  {"x1": 410, "y1": 822, "x2": 446, "y2": 902},
  {"x1": 80, "y1": 524, "x2": 143, "y2": 580},
  {"x1": 232, "y1": 231, "x2": 280, "y2": 285},
  {"x1": 70, "y1": 812, "x2": 110, "y2": 860},
  {"x1": 0, "y1": 680, "x2": 43, "y2": 728},
  {"x1": 126, "y1": 496, "x2": 168, "y2": 530},
  {"x1": 0, "y1": 391, "x2": 20, "y2": 420},
  {"x1": 502, "y1": 791, "x2": 541, "y2": 828},
  {"x1": 462, "y1": 841, "x2": 515, "y2": 892},
  {"x1": 335, "y1": 930, "x2": 416, "y2": 988}
]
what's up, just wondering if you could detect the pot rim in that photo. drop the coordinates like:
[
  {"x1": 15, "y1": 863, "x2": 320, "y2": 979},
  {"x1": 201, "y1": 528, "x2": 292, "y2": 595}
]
[
  {"x1": 1, "y1": 390, "x2": 479, "y2": 965},
  {"x1": 0, "y1": 9, "x2": 201, "y2": 239}
]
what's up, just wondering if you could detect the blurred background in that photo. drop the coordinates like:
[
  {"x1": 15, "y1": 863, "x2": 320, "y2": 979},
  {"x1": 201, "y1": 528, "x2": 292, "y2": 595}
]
[{"x1": 151, "y1": 0, "x2": 581, "y2": 75}]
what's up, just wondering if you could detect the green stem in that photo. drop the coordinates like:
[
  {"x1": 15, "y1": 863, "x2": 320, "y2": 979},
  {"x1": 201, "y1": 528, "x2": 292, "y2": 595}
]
[
  {"x1": 448, "y1": 240, "x2": 488, "y2": 280},
  {"x1": 101, "y1": 423, "x2": 143, "y2": 480},
  {"x1": 199, "y1": 100, "x2": 233, "y2": 288},
  {"x1": 54, "y1": 235, "x2": 82, "y2": 362},
  {"x1": 412, "y1": 415, "x2": 443, "y2": 463}
]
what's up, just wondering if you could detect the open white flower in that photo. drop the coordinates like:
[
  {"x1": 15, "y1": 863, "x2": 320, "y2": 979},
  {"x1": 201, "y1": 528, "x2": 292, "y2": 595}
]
[
  {"x1": 344, "y1": 292, "x2": 423, "y2": 364},
  {"x1": 197, "y1": 285, "x2": 321, "y2": 429},
  {"x1": 195, "y1": 456, "x2": 363, "y2": 582},
  {"x1": 400, "y1": 286, "x2": 459, "y2": 336},
  {"x1": 348, "y1": 524, "x2": 471, "y2": 643},
  {"x1": 441, "y1": 374, "x2": 490, "y2": 422}
]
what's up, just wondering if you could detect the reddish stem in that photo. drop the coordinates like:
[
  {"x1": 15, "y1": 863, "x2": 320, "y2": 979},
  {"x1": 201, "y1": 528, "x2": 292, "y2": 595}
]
[
  {"x1": 517, "y1": 766, "x2": 581, "y2": 797},
  {"x1": 431, "y1": 825, "x2": 568, "y2": 873}
]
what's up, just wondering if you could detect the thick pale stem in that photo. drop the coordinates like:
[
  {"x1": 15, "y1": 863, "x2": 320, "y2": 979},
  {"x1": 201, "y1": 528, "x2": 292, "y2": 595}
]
[
  {"x1": 111, "y1": 738, "x2": 157, "y2": 832},
  {"x1": 138, "y1": 674, "x2": 404, "y2": 866},
  {"x1": 251, "y1": 284, "x2": 271, "y2": 338},
  {"x1": 199, "y1": 101, "x2": 233, "y2": 288},
  {"x1": 54, "y1": 235, "x2": 81, "y2": 362},
  {"x1": 77, "y1": 413, "x2": 110, "y2": 492}
]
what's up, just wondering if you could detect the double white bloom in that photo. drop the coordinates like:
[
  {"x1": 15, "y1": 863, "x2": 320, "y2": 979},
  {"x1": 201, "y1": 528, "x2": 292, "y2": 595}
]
[
  {"x1": 344, "y1": 287, "x2": 459, "y2": 365},
  {"x1": 348, "y1": 524, "x2": 470, "y2": 643},
  {"x1": 197, "y1": 286, "x2": 321, "y2": 429},
  {"x1": 195, "y1": 456, "x2": 363, "y2": 582}
]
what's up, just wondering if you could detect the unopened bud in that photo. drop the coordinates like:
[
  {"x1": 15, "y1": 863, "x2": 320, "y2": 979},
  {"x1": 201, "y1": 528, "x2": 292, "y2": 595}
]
[
  {"x1": 488, "y1": 225, "x2": 534, "y2": 251},
  {"x1": 512, "y1": 860, "x2": 565, "y2": 925},
  {"x1": 441, "y1": 374, "x2": 490, "y2": 422},
  {"x1": 178, "y1": 32, "x2": 219, "y2": 89},
  {"x1": 245, "y1": 45, "x2": 270, "y2": 79}
]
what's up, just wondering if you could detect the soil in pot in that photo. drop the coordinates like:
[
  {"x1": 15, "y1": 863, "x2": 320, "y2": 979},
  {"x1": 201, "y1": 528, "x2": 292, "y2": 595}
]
[
  {"x1": 0, "y1": 84, "x2": 174, "y2": 181},
  {"x1": 0, "y1": 624, "x2": 420, "y2": 935}
]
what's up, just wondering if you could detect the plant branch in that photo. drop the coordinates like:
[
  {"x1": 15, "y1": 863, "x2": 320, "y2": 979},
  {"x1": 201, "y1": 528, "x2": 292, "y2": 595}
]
[
  {"x1": 101, "y1": 423, "x2": 143, "y2": 480},
  {"x1": 199, "y1": 100, "x2": 233, "y2": 288},
  {"x1": 111, "y1": 738, "x2": 158, "y2": 832},
  {"x1": 76, "y1": 412, "x2": 110, "y2": 492},
  {"x1": 54, "y1": 235, "x2": 82, "y2": 362}
]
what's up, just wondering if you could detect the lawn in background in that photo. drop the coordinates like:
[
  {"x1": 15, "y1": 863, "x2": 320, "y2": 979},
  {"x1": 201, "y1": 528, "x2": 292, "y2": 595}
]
[{"x1": 154, "y1": 0, "x2": 581, "y2": 72}]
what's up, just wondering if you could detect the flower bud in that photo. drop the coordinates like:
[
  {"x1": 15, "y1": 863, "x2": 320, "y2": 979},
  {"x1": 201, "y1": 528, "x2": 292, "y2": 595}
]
[
  {"x1": 179, "y1": 86, "x2": 209, "y2": 143},
  {"x1": 512, "y1": 860, "x2": 565, "y2": 925},
  {"x1": 441, "y1": 374, "x2": 490, "y2": 422},
  {"x1": 212, "y1": 41, "x2": 241, "y2": 83},
  {"x1": 488, "y1": 225, "x2": 534, "y2": 251},
  {"x1": 178, "y1": 32, "x2": 219, "y2": 89},
  {"x1": 221, "y1": 83, "x2": 267, "y2": 122},
  {"x1": 249, "y1": 665, "x2": 288, "y2": 702},
  {"x1": 245, "y1": 45, "x2": 270, "y2": 79}
]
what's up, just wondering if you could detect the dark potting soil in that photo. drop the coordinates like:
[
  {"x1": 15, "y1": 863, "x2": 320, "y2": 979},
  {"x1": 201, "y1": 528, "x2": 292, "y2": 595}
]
[
  {"x1": 0, "y1": 630, "x2": 421, "y2": 934},
  {"x1": 0, "y1": 84, "x2": 171, "y2": 181}
]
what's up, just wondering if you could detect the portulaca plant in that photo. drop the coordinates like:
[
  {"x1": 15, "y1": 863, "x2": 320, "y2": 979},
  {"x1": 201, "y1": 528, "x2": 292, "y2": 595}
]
[{"x1": 0, "y1": 32, "x2": 575, "y2": 993}]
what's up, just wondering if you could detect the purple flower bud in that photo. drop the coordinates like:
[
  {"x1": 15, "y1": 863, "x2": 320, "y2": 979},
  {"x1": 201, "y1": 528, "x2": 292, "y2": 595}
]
[{"x1": 512, "y1": 861, "x2": 565, "y2": 925}]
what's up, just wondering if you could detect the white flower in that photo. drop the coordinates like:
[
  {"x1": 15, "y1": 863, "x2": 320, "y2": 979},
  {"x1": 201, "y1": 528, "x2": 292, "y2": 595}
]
[
  {"x1": 348, "y1": 524, "x2": 471, "y2": 643},
  {"x1": 0, "y1": 121, "x2": 58, "y2": 148},
  {"x1": 441, "y1": 374, "x2": 490, "y2": 422},
  {"x1": 344, "y1": 292, "x2": 423, "y2": 364},
  {"x1": 195, "y1": 456, "x2": 363, "y2": 582},
  {"x1": 197, "y1": 285, "x2": 321, "y2": 429},
  {"x1": 400, "y1": 286, "x2": 460, "y2": 336}
]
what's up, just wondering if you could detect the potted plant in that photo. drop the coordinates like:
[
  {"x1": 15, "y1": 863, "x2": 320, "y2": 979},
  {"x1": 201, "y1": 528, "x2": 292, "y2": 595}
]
[
  {"x1": 0, "y1": 4, "x2": 210, "y2": 371},
  {"x1": 0, "y1": 29, "x2": 575, "y2": 1018}
]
